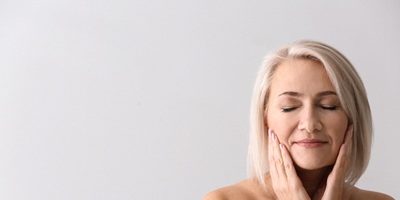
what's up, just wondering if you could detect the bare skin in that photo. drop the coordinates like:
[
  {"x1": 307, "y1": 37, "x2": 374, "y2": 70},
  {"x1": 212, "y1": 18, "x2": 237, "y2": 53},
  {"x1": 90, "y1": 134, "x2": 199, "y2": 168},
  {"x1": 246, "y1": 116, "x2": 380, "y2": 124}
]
[
  {"x1": 203, "y1": 126, "x2": 393, "y2": 200},
  {"x1": 203, "y1": 130, "x2": 393, "y2": 200},
  {"x1": 203, "y1": 174, "x2": 394, "y2": 200},
  {"x1": 203, "y1": 59, "x2": 394, "y2": 200}
]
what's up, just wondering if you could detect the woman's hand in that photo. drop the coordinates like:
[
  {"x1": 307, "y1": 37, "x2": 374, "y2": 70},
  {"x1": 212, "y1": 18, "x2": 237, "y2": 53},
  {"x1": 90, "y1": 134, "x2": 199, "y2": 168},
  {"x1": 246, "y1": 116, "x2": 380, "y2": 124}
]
[
  {"x1": 268, "y1": 126, "x2": 352, "y2": 200},
  {"x1": 268, "y1": 129, "x2": 311, "y2": 200},
  {"x1": 315, "y1": 125, "x2": 353, "y2": 200}
]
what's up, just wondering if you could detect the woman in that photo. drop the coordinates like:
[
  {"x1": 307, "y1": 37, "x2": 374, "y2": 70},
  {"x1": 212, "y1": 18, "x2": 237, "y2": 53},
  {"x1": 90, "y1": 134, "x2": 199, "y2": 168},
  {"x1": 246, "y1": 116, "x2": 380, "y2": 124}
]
[{"x1": 203, "y1": 40, "x2": 394, "y2": 200}]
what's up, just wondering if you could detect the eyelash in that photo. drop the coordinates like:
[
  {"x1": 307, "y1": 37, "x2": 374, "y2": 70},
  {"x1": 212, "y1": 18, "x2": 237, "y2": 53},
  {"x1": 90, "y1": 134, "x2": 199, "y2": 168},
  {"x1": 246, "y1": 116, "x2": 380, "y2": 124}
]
[
  {"x1": 321, "y1": 106, "x2": 337, "y2": 110},
  {"x1": 281, "y1": 106, "x2": 337, "y2": 113},
  {"x1": 281, "y1": 107, "x2": 297, "y2": 113}
]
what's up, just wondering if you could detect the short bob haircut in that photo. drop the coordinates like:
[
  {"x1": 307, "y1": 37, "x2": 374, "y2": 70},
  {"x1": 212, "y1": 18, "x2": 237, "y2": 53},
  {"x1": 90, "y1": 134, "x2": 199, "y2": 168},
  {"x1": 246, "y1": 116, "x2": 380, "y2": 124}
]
[{"x1": 247, "y1": 40, "x2": 372, "y2": 188}]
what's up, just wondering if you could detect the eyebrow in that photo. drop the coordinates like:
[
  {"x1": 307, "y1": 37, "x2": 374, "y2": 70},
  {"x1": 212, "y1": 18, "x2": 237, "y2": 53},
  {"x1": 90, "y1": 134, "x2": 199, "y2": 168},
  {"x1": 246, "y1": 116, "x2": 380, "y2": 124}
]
[{"x1": 278, "y1": 91, "x2": 337, "y2": 97}]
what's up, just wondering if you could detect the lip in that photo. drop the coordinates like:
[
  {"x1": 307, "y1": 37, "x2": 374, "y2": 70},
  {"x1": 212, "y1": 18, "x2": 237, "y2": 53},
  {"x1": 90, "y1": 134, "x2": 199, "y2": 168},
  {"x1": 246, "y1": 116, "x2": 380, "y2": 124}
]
[{"x1": 293, "y1": 139, "x2": 328, "y2": 148}]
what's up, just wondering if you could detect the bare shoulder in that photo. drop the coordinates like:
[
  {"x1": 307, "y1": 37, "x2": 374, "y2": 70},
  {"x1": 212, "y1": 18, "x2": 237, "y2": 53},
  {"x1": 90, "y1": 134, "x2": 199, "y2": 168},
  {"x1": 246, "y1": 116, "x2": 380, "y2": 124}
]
[
  {"x1": 349, "y1": 186, "x2": 394, "y2": 200},
  {"x1": 202, "y1": 179, "x2": 271, "y2": 200}
]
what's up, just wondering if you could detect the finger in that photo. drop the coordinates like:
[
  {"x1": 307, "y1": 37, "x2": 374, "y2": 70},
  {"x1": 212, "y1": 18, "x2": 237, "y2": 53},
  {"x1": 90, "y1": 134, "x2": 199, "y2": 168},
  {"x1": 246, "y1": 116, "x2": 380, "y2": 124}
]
[
  {"x1": 329, "y1": 126, "x2": 353, "y2": 183},
  {"x1": 332, "y1": 144, "x2": 347, "y2": 177},
  {"x1": 268, "y1": 130, "x2": 289, "y2": 193},
  {"x1": 268, "y1": 129, "x2": 285, "y2": 180},
  {"x1": 268, "y1": 129, "x2": 278, "y2": 178},
  {"x1": 268, "y1": 130, "x2": 310, "y2": 199},
  {"x1": 322, "y1": 126, "x2": 353, "y2": 199},
  {"x1": 271, "y1": 131, "x2": 287, "y2": 180},
  {"x1": 344, "y1": 125, "x2": 354, "y2": 147},
  {"x1": 279, "y1": 143, "x2": 300, "y2": 184},
  {"x1": 337, "y1": 126, "x2": 353, "y2": 169},
  {"x1": 344, "y1": 125, "x2": 353, "y2": 162}
]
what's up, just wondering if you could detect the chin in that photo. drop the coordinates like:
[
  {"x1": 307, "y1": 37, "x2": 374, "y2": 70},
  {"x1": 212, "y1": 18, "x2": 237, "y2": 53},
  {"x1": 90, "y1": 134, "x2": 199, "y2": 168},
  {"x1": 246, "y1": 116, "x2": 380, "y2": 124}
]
[
  {"x1": 295, "y1": 163, "x2": 328, "y2": 171},
  {"x1": 293, "y1": 158, "x2": 335, "y2": 171},
  {"x1": 291, "y1": 150, "x2": 337, "y2": 171}
]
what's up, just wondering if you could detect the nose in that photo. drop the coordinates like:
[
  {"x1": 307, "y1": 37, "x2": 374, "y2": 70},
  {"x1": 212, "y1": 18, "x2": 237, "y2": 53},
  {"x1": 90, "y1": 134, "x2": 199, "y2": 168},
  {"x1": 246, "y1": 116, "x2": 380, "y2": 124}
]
[{"x1": 298, "y1": 106, "x2": 322, "y2": 133}]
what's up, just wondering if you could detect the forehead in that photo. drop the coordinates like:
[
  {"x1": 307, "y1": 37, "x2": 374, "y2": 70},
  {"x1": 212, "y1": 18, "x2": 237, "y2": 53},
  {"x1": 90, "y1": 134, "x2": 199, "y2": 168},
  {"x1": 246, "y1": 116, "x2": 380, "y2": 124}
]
[{"x1": 269, "y1": 59, "x2": 336, "y2": 96}]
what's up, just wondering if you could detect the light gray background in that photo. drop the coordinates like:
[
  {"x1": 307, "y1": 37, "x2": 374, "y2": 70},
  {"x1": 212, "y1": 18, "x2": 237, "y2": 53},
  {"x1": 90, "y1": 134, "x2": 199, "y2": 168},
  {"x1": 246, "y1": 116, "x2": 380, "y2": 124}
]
[{"x1": 0, "y1": 0, "x2": 399, "y2": 199}]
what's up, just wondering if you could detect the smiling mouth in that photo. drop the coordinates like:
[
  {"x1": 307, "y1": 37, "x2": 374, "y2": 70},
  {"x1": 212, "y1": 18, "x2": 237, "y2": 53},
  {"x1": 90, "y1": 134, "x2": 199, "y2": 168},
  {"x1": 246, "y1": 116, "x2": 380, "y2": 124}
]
[{"x1": 293, "y1": 139, "x2": 328, "y2": 148}]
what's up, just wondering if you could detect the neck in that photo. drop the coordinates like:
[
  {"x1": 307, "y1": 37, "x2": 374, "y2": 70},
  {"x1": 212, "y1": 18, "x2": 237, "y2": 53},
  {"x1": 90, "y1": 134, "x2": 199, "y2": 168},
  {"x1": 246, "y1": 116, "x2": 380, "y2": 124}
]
[{"x1": 295, "y1": 166, "x2": 332, "y2": 198}]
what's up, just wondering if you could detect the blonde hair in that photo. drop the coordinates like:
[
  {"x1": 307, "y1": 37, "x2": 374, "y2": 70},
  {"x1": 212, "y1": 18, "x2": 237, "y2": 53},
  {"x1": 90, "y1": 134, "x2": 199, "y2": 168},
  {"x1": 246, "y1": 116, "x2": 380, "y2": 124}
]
[{"x1": 247, "y1": 40, "x2": 372, "y2": 188}]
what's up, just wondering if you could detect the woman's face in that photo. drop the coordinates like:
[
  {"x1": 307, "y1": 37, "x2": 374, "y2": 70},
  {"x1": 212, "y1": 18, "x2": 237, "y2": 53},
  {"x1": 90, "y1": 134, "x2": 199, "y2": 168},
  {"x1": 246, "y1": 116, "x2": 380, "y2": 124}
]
[{"x1": 266, "y1": 59, "x2": 349, "y2": 170}]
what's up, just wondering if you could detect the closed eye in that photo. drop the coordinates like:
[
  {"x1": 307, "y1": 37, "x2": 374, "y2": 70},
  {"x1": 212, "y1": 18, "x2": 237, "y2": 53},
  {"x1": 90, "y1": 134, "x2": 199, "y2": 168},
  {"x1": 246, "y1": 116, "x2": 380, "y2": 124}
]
[
  {"x1": 320, "y1": 106, "x2": 337, "y2": 110},
  {"x1": 281, "y1": 107, "x2": 298, "y2": 113}
]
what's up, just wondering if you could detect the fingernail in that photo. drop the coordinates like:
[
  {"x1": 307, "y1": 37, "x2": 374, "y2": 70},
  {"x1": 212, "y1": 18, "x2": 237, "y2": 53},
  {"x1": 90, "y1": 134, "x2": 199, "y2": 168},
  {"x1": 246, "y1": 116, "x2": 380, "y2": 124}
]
[
  {"x1": 349, "y1": 126, "x2": 354, "y2": 137},
  {"x1": 272, "y1": 133, "x2": 276, "y2": 141},
  {"x1": 279, "y1": 144, "x2": 283, "y2": 150},
  {"x1": 268, "y1": 129, "x2": 271, "y2": 138}
]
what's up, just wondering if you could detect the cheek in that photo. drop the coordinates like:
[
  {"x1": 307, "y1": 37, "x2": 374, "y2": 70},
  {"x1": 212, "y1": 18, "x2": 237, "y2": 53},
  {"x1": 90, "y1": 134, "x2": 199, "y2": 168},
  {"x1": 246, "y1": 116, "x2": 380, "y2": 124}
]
[
  {"x1": 266, "y1": 113, "x2": 297, "y2": 145},
  {"x1": 325, "y1": 115, "x2": 349, "y2": 147}
]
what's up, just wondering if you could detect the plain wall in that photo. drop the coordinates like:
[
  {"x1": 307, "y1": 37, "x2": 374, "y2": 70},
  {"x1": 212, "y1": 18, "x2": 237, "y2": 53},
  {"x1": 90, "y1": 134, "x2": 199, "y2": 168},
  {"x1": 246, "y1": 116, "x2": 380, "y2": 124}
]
[{"x1": 0, "y1": 0, "x2": 399, "y2": 199}]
